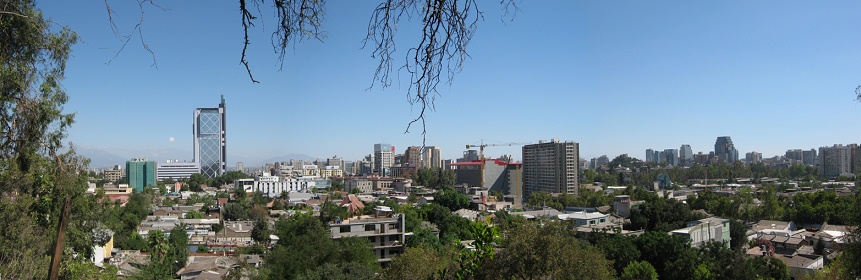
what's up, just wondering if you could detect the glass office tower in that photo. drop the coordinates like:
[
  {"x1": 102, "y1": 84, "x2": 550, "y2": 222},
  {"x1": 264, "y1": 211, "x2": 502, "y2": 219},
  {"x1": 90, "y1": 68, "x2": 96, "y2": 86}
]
[{"x1": 194, "y1": 96, "x2": 226, "y2": 178}]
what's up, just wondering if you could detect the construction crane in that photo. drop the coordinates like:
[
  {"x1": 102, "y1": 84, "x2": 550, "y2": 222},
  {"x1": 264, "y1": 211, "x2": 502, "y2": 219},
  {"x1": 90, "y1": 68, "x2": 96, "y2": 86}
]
[{"x1": 465, "y1": 141, "x2": 531, "y2": 161}]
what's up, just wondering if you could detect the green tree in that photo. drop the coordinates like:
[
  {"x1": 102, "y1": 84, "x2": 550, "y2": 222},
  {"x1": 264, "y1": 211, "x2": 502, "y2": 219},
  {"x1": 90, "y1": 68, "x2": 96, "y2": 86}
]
[
  {"x1": 168, "y1": 226, "x2": 189, "y2": 274},
  {"x1": 434, "y1": 187, "x2": 471, "y2": 211},
  {"x1": 381, "y1": 245, "x2": 458, "y2": 280},
  {"x1": 251, "y1": 219, "x2": 271, "y2": 244},
  {"x1": 185, "y1": 209, "x2": 204, "y2": 219},
  {"x1": 263, "y1": 213, "x2": 378, "y2": 278},
  {"x1": 187, "y1": 173, "x2": 208, "y2": 191},
  {"x1": 478, "y1": 221, "x2": 615, "y2": 279},
  {"x1": 620, "y1": 261, "x2": 658, "y2": 280}
]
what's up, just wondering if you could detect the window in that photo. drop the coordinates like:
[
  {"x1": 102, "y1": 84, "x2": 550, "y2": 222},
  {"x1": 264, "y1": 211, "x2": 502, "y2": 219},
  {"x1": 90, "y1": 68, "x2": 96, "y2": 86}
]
[
  {"x1": 340, "y1": 226, "x2": 351, "y2": 233},
  {"x1": 365, "y1": 224, "x2": 376, "y2": 231}
]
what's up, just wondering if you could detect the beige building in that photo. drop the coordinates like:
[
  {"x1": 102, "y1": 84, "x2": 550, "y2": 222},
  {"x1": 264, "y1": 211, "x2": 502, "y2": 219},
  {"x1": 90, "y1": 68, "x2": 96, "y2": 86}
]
[
  {"x1": 522, "y1": 139, "x2": 579, "y2": 199},
  {"x1": 329, "y1": 209, "x2": 405, "y2": 264}
]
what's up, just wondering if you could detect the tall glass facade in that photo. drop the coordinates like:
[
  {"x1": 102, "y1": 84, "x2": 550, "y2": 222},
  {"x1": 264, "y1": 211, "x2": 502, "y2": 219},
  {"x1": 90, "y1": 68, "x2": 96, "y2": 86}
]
[{"x1": 194, "y1": 96, "x2": 226, "y2": 178}]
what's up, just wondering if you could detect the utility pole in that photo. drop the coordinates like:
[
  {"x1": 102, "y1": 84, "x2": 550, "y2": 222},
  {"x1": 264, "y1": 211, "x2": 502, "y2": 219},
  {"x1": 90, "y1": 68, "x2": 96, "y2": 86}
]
[{"x1": 48, "y1": 197, "x2": 72, "y2": 280}]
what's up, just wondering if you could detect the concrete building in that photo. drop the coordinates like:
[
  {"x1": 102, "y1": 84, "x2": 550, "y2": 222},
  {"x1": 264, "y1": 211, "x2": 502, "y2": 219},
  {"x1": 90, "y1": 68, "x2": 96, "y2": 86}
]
[
  {"x1": 680, "y1": 144, "x2": 693, "y2": 166},
  {"x1": 714, "y1": 136, "x2": 738, "y2": 163},
  {"x1": 104, "y1": 165, "x2": 124, "y2": 182},
  {"x1": 156, "y1": 160, "x2": 200, "y2": 181},
  {"x1": 663, "y1": 149, "x2": 679, "y2": 166},
  {"x1": 448, "y1": 158, "x2": 523, "y2": 197},
  {"x1": 522, "y1": 139, "x2": 579, "y2": 199},
  {"x1": 819, "y1": 144, "x2": 852, "y2": 179},
  {"x1": 645, "y1": 149, "x2": 655, "y2": 164},
  {"x1": 234, "y1": 174, "x2": 313, "y2": 197},
  {"x1": 786, "y1": 149, "x2": 804, "y2": 164},
  {"x1": 746, "y1": 151, "x2": 762, "y2": 164},
  {"x1": 403, "y1": 146, "x2": 421, "y2": 168},
  {"x1": 671, "y1": 217, "x2": 731, "y2": 248},
  {"x1": 329, "y1": 210, "x2": 406, "y2": 264},
  {"x1": 126, "y1": 158, "x2": 156, "y2": 192},
  {"x1": 422, "y1": 146, "x2": 442, "y2": 169},
  {"x1": 803, "y1": 149, "x2": 817, "y2": 166},
  {"x1": 326, "y1": 156, "x2": 344, "y2": 172},
  {"x1": 374, "y1": 144, "x2": 394, "y2": 175},
  {"x1": 193, "y1": 96, "x2": 227, "y2": 178},
  {"x1": 460, "y1": 150, "x2": 480, "y2": 162},
  {"x1": 235, "y1": 162, "x2": 245, "y2": 173}
]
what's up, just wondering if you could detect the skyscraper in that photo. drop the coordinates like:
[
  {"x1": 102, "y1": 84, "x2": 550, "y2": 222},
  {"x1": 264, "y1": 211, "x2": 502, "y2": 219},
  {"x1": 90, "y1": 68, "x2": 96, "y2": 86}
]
[
  {"x1": 522, "y1": 139, "x2": 579, "y2": 199},
  {"x1": 679, "y1": 145, "x2": 692, "y2": 166},
  {"x1": 194, "y1": 96, "x2": 227, "y2": 178},
  {"x1": 746, "y1": 152, "x2": 762, "y2": 164},
  {"x1": 404, "y1": 146, "x2": 421, "y2": 167},
  {"x1": 422, "y1": 146, "x2": 442, "y2": 169},
  {"x1": 819, "y1": 144, "x2": 852, "y2": 179},
  {"x1": 127, "y1": 158, "x2": 156, "y2": 192},
  {"x1": 714, "y1": 136, "x2": 738, "y2": 163},
  {"x1": 646, "y1": 149, "x2": 655, "y2": 163},
  {"x1": 374, "y1": 143, "x2": 394, "y2": 175},
  {"x1": 663, "y1": 149, "x2": 679, "y2": 166}
]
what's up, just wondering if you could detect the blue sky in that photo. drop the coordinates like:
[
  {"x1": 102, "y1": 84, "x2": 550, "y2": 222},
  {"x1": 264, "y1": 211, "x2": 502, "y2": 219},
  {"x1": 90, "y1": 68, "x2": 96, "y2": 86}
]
[{"x1": 38, "y1": 1, "x2": 861, "y2": 167}]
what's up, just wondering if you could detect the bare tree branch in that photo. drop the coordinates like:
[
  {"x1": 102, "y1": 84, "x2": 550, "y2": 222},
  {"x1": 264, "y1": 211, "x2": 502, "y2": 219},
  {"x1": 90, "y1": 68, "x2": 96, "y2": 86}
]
[
  {"x1": 364, "y1": 0, "x2": 483, "y2": 146},
  {"x1": 104, "y1": 0, "x2": 163, "y2": 68}
]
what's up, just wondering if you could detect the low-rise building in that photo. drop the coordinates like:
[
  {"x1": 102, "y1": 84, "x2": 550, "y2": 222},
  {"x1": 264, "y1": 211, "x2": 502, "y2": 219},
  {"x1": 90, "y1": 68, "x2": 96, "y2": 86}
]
[
  {"x1": 671, "y1": 217, "x2": 731, "y2": 248},
  {"x1": 329, "y1": 209, "x2": 406, "y2": 264}
]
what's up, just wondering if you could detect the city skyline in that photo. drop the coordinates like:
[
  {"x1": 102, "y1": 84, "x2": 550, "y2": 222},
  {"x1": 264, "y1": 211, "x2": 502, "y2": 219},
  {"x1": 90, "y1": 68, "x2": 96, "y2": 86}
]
[{"x1": 37, "y1": 1, "x2": 861, "y2": 167}]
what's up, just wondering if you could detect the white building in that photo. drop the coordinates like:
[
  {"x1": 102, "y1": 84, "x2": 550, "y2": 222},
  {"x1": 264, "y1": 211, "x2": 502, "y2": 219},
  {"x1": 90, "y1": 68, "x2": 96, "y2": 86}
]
[
  {"x1": 671, "y1": 217, "x2": 731, "y2": 248},
  {"x1": 156, "y1": 160, "x2": 200, "y2": 181},
  {"x1": 234, "y1": 174, "x2": 314, "y2": 197},
  {"x1": 819, "y1": 144, "x2": 852, "y2": 179},
  {"x1": 329, "y1": 210, "x2": 406, "y2": 264},
  {"x1": 522, "y1": 139, "x2": 579, "y2": 199},
  {"x1": 422, "y1": 146, "x2": 442, "y2": 169}
]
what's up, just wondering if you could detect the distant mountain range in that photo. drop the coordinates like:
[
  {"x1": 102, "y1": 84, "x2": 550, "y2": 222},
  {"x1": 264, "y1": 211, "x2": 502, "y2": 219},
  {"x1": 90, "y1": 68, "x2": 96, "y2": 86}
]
[{"x1": 73, "y1": 146, "x2": 318, "y2": 170}]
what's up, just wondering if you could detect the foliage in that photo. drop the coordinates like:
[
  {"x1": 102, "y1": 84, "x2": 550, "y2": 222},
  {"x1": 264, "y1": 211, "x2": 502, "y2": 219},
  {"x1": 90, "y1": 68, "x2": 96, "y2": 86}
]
[
  {"x1": 620, "y1": 261, "x2": 658, "y2": 280},
  {"x1": 187, "y1": 173, "x2": 207, "y2": 191},
  {"x1": 453, "y1": 222, "x2": 498, "y2": 279},
  {"x1": 262, "y1": 213, "x2": 378, "y2": 278},
  {"x1": 167, "y1": 226, "x2": 189, "y2": 274},
  {"x1": 627, "y1": 197, "x2": 704, "y2": 232},
  {"x1": 412, "y1": 167, "x2": 456, "y2": 189},
  {"x1": 528, "y1": 189, "x2": 614, "y2": 210},
  {"x1": 60, "y1": 260, "x2": 119, "y2": 280},
  {"x1": 434, "y1": 187, "x2": 471, "y2": 211},
  {"x1": 596, "y1": 235, "x2": 642, "y2": 275},
  {"x1": 478, "y1": 221, "x2": 615, "y2": 279},
  {"x1": 185, "y1": 209, "x2": 204, "y2": 219},
  {"x1": 223, "y1": 202, "x2": 250, "y2": 221},
  {"x1": 381, "y1": 245, "x2": 458, "y2": 280},
  {"x1": 296, "y1": 262, "x2": 377, "y2": 280},
  {"x1": 251, "y1": 219, "x2": 271, "y2": 243}
]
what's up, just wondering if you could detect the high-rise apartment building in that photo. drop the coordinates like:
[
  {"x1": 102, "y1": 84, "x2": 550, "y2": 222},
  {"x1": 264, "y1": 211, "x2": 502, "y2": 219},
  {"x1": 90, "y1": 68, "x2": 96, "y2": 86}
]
[
  {"x1": 819, "y1": 144, "x2": 852, "y2": 179},
  {"x1": 785, "y1": 149, "x2": 804, "y2": 163},
  {"x1": 663, "y1": 149, "x2": 679, "y2": 166},
  {"x1": 645, "y1": 149, "x2": 655, "y2": 163},
  {"x1": 374, "y1": 144, "x2": 394, "y2": 175},
  {"x1": 194, "y1": 96, "x2": 227, "y2": 178},
  {"x1": 522, "y1": 139, "x2": 579, "y2": 199},
  {"x1": 680, "y1": 145, "x2": 693, "y2": 166},
  {"x1": 422, "y1": 146, "x2": 442, "y2": 169},
  {"x1": 404, "y1": 146, "x2": 421, "y2": 167},
  {"x1": 745, "y1": 152, "x2": 762, "y2": 164},
  {"x1": 127, "y1": 158, "x2": 156, "y2": 192},
  {"x1": 802, "y1": 149, "x2": 817, "y2": 166},
  {"x1": 714, "y1": 136, "x2": 738, "y2": 163},
  {"x1": 235, "y1": 162, "x2": 245, "y2": 173},
  {"x1": 327, "y1": 156, "x2": 344, "y2": 171}
]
